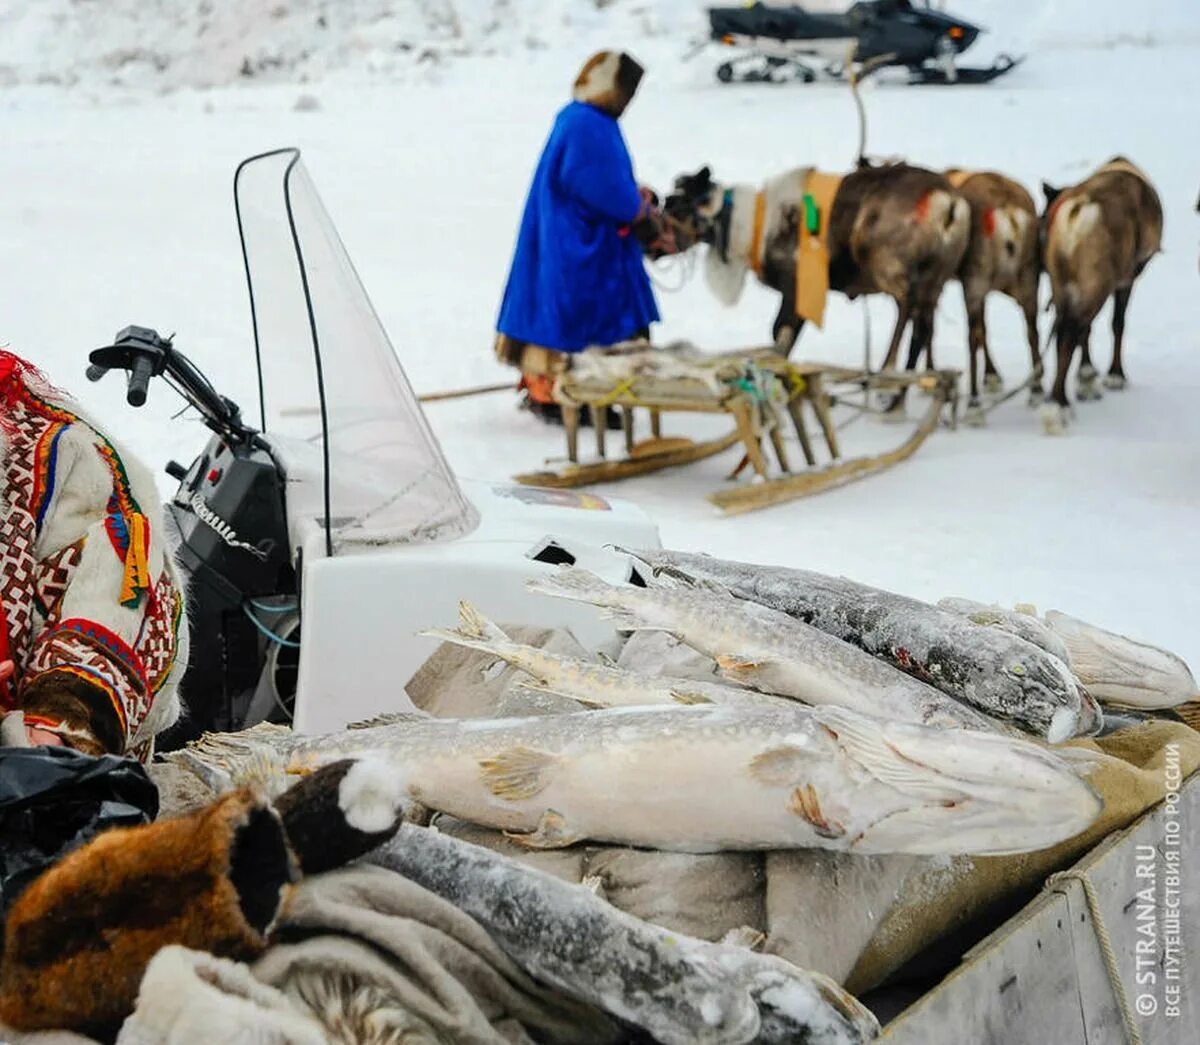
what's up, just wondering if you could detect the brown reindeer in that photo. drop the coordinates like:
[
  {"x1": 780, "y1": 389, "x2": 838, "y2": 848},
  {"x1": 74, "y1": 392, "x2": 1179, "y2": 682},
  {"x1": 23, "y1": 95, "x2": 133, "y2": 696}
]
[
  {"x1": 665, "y1": 163, "x2": 970, "y2": 395},
  {"x1": 1040, "y1": 157, "x2": 1163, "y2": 433},
  {"x1": 945, "y1": 170, "x2": 1043, "y2": 425}
]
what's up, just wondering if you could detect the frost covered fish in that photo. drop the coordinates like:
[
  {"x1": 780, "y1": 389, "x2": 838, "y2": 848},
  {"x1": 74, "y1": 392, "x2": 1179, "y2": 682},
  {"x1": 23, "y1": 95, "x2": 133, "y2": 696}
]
[
  {"x1": 626, "y1": 550, "x2": 1096, "y2": 742},
  {"x1": 941, "y1": 599, "x2": 1196, "y2": 710},
  {"x1": 176, "y1": 704, "x2": 1101, "y2": 857},
  {"x1": 421, "y1": 600, "x2": 786, "y2": 710},
  {"x1": 1042, "y1": 609, "x2": 1196, "y2": 709},
  {"x1": 370, "y1": 824, "x2": 879, "y2": 1045},
  {"x1": 937, "y1": 597, "x2": 1072, "y2": 663},
  {"x1": 526, "y1": 568, "x2": 996, "y2": 732}
]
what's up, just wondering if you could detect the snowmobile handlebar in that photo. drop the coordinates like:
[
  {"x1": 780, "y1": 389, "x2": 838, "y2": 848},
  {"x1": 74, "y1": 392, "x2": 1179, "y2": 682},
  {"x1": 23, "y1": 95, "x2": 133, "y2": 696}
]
[{"x1": 88, "y1": 325, "x2": 255, "y2": 444}]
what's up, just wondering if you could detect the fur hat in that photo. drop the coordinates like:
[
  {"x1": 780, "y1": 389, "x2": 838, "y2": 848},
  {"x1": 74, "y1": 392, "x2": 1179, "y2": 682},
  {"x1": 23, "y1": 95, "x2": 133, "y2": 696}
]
[
  {"x1": 0, "y1": 788, "x2": 297, "y2": 1036},
  {"x1": 572, "y1": 50, "x2": 644, "y2": 118}
]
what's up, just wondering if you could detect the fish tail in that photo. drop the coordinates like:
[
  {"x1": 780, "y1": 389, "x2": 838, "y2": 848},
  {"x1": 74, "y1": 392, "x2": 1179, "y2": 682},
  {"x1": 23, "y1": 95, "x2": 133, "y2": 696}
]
[
  {"x1": 164, "y1": 722, "x2": 295, "y2": 797},
  {"x1": 525, "y1": 566, "x2": 617, "y2": 606},
  {"x1": 420, "y1": 600, "x2": 513, "y2": 657},
  {"x1": 458, "y1": 600, "x2": 510, "y2": 643}
]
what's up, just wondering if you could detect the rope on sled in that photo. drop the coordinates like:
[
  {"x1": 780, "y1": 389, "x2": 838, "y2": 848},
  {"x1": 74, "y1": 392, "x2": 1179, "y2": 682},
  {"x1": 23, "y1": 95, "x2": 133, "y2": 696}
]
[{"x1": 1044, "y1": 869, "x2": 1143, "y2": 1045}]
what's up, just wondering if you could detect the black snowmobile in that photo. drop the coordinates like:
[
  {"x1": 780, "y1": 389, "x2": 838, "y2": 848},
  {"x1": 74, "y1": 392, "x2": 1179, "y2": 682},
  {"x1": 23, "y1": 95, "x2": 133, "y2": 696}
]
[{"x1": 701, "y1": 1, "x2": 1021, "y2": 85}]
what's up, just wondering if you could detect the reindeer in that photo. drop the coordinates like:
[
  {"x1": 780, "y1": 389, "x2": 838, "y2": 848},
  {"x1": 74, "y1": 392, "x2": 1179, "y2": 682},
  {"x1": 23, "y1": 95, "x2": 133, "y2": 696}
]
[
  {"x1": 946, "y1": 171, "x2": 1043, "y2": 426},
  {"x1": 665, "y1": 162, "x2": 970, "y2": 401},
  {"x1": 1039, "y1": 157, "x2": 1163, "y2": 434}
]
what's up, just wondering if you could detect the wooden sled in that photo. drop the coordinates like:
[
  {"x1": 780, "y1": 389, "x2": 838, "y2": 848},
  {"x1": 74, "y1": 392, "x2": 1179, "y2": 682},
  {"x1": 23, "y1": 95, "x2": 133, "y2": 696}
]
[
  {"x1": 710, "y1": 369, "x2": 957, "y2": 515},
  {"x1": 514, "y1": 348, "x2": 843, "y2": 491}
]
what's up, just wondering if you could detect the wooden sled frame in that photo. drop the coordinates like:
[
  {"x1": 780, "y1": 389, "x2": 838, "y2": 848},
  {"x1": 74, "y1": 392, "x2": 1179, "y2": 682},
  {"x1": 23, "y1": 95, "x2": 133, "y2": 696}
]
[
  {"x1": 711, "y1": 368, "x2": 958, "y2": 515},
  {"x1": 512, "y1": 348, "x2": 957, "y2": 513},
  {"x1": 515, "y1": 355, "x2": 844, "y2": 490}
]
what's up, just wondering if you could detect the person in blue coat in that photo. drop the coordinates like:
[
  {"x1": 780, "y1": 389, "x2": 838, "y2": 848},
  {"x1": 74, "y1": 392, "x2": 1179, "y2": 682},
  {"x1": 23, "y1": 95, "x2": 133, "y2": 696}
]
[{"x1": 495, "y1": 51, "x2": 661, "y2": 424}]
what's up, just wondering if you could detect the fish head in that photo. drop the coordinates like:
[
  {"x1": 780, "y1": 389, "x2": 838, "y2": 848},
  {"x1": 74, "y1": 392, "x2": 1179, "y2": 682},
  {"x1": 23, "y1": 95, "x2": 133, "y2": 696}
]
[{"x1": 1005, "y1": 658, "x2": 1088, "y2": 741}]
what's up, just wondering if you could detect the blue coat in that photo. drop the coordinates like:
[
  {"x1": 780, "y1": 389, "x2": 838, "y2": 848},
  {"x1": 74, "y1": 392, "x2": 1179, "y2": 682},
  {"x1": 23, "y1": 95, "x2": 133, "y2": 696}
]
[{"x1": 496, "y1": 101, "x2": 660, "y2": 353}]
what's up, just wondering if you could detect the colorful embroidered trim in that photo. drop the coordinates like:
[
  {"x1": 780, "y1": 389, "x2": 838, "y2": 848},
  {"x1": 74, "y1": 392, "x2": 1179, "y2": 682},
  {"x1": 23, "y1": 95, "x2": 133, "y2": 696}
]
[
  {"x1": 30, "y1": 421, "x2": 68, "y2": 529},
  {"x1": 94, "y1": 442, "x2": 151, "y2": 607},
  {"x1": 16, "y1": 384, "x2": 151, "y2": 609},
  {"x1": 53, "y1": 618, "x2": 149, "y2": 690}
]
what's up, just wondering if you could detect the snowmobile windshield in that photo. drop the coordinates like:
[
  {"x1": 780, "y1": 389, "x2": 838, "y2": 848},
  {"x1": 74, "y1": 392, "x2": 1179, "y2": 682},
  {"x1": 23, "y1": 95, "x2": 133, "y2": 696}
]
[{"x1": 233, "y1": 149, "x2": 478, "y2": 553}]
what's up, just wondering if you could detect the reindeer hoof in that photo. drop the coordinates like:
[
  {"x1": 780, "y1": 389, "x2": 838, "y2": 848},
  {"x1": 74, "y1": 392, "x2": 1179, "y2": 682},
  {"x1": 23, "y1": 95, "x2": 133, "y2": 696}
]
[
  {"x1": 1103, "y1": 373, "x2": 1127, "y2": 391},
  {"x1": 983, "y1": 373, "x2": 1004, "y2": 396},
  {"x1": 1076, "y1": 378, "x2": 1103, "y2": 402},
  {"x1": 1027, "y1": 387, "x2": 1044, "y2": 408},
  {"x1": 1040, "y1": 403, "x2": 1071, "y2": 435},
  {"x1": 964, "y1": 401, "x2": 986, "y2": 427}
]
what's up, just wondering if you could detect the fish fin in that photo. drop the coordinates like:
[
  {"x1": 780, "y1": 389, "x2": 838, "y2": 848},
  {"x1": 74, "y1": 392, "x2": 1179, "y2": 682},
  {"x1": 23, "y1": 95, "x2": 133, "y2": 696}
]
[
  {"x1": 419, "y1": 601, "x2": 512, "y2": 656},
  {"x1": 671, "y1": 688, "x2": 715, "y2": 706},
  {"x1": 505, "y1": 808, "x2": 582, "y2": 850},
  {"x1": 478, "y1": 746, "x2": 558, "y2": 800},
  {"x1": 526, "y1": 567, "x2": 615, "y2": 606},
  {"x1": 346, "y1": 711, "x2": 431, "y2": 730},
  {"x1": 457, "y1": 600, "x2": 509, "y2": 643},
  {"x1": 719, "y1": 926, "x2": 767, "y2": 952},
  {"x1": 814, "y1": 706, "x2": 962, "y2": 802},
  {"x1": 789, "y1": 783, "x2": 847, "y2": 839},
  {"x1": 715, "y1": 653, "x2": 772, "y2": 684},
  {"x1": 599, "y1": 607, "x2": 667, "y2": 633},
  {"x1": 510, "y1": 681, "x2": 597, "y2": 709},
  {"x1": 418, "y1": 626, "x2": 507, "y2": 659},
  {"x1": 748, "y1": 744, "x2": 812, "y2": 785}
]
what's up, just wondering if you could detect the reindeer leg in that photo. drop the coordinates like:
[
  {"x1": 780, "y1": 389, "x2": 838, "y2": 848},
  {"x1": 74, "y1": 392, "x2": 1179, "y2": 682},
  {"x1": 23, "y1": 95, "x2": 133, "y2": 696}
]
[
  {"x1": 1022, "y1": 282, "x2": 1044, "y2": 407},
  {"x1": 1042, "y1": 320, "x2": 1076, "y2": 435},
  {"x1": 979, "y1": 297, "x2": 1003, "y2": 396},
  {"x1": 964, "y1": 291, "x2": 987, "y2": 427},
  {"x1": 883, "y1": 308, "x2": 933, "y2": 421},
  {"x1": 879, "y1": 299, "x2": 910, "y2": 374},
  {"x1": 876, "y1": 299, "x2": 911, "y2": 415},
  {"x1": 1075, "y1": 330, "x2": 1101, "y2": 402},
  {"x1": 1104, "y1": 285, "x2": 1132, "y2": 390},
  {"x1": 772, "y1": 296, "x2": 805, "y2": 358}
]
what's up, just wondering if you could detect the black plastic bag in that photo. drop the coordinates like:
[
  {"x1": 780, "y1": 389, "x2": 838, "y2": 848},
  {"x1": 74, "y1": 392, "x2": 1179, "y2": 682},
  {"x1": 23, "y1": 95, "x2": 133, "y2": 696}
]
[{"x1": 0, "y1": 746, "x2": 158, "y2": 920}]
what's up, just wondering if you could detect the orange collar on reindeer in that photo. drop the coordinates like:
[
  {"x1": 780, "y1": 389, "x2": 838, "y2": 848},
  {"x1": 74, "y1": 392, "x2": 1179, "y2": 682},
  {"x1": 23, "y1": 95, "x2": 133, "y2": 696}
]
[
  {"x1": 745, "y1": 171, "x2": 842, "y2": 329},
  {"x1": 795, "y1": 171, "x2": 842, "y2": 329}
]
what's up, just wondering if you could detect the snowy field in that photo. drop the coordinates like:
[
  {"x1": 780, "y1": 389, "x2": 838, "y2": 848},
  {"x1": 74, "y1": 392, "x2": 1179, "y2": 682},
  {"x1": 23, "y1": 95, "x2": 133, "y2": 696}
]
[{"x1": 2, "y1": 2, "x2": 1199, "y2": 672}]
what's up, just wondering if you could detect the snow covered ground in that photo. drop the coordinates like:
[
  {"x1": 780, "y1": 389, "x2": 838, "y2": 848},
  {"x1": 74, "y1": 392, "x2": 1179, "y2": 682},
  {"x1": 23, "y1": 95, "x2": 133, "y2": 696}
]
[{"x1": 2, "y1": 3, "x2": 1199, "y2": 672}]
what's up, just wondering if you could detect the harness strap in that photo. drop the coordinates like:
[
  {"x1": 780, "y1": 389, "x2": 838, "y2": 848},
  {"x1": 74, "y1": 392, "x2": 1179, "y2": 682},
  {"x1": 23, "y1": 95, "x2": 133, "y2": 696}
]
[
  {"x1": 795, "y1": 171, "x2": 842, "y2": 329},
  {"x1": 748, "y1": 191, "x2": 767, "y2": 276}
]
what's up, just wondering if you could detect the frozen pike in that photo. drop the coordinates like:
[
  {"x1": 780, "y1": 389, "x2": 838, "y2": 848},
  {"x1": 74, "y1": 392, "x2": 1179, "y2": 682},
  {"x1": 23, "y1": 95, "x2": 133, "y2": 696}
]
[
  {"x1": 526, "y1": 567, "x2": 997, "y2": 732},
  {"x1": 370, "y1": 825, "x2": 880, "y2": 1045},
  {"x1": 625, "y1": 550, "x2": 1096, "y2": 742},
  {"x1": 421, "y1": 600, "x2": 786, "y2": 710},
  {"x1": 1042, "y1": 609, "x2": 1197, "y2": 709},
  {"x1": 174, "y1": 704, "x2": 1100, "y2": 856},
  {"x1": 937, "y1": 597, "x2": 1072, "y2": 663}
]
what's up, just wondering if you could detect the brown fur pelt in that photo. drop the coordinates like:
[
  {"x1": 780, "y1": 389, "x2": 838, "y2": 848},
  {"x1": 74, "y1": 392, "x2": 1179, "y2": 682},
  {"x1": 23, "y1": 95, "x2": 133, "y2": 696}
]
[
  {"x1": 1040, "y1": 156, "x2": 1163, "y2": 428},
  {"x1": 0, "y1": 788, "x2": 297, "y2": 1037}
]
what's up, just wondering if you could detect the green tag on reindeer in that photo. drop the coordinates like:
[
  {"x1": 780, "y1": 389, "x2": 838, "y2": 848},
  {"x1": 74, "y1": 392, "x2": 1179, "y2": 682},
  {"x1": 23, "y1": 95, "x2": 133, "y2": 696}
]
[{"x1": 802, "y1": 193, "x2": 820, "y2": 234}]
